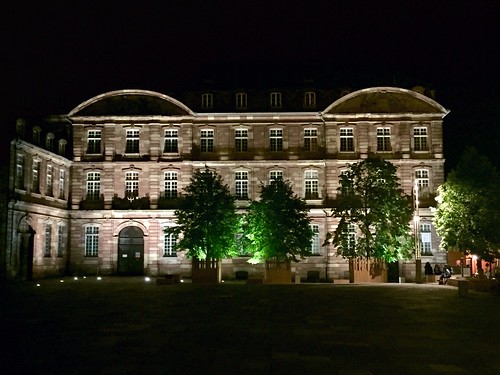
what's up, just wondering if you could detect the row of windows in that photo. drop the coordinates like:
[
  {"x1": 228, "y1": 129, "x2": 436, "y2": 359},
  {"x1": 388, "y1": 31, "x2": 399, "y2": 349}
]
[
  {"x1": 17, "y1": 122, "x2": 68, "y2": 155},
  {"x1": 15, "y1": 154, "x2": 67, "y2": 199},
  {"x1": 84, "y1": 224, "x2": 321, "y2": 258},
  {"x1": 200, "y1": 91, "x2": 318, "y2": 110},
  {"x1": 85, "y1": 126, "x2": 430, "y2": 155},
  {"x1": 85, "y1": 168, "x2": 432, "y2": 201}
]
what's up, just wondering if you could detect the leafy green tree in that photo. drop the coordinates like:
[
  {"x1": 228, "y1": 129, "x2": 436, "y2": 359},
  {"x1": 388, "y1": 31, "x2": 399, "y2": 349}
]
[
  {"x1": 245, "y1": 178, "x2": 314, "y2": 263},
  {"x1": 327, "y1": 157, "x2": 414, "y2": 262},
  {"x1": 434, "y1": 147, "x2": 500, "y2": 262},
  {"x1": 167, "y1": 167, "x2": 240, "y2": 260}
]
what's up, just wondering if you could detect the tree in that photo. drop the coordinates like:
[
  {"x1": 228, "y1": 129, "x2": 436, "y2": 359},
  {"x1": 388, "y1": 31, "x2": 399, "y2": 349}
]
[
  {"x1": 434, "y1": 147, "x2": 500, "y2": 262},
  {"x1": 245, "y1": 178, "x2": 314, "y2": 263},
  {"x1": 327, "y1": 157, "x2": 414, "y2": 262},
  {"x1": 167, "y1": 167, "x2": 240, "y2": 260}
]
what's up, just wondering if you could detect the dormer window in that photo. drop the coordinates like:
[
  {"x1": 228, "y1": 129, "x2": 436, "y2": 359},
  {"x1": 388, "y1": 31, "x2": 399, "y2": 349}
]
[
  {"x1": 304, "y1": 92, "x2": 316, "y2": 108},
  {"x1": 236, "y1": 93, "x2": 247, "y2": 109},
  {"x1": 46, "y1": 133, "x2": 55, "y2": 151},
  {"x1": 201, "y1": 93, "x2": 213, "y2": 109},
  {"x1": 270, "y1": 92, "x2": 282, "y2": 108},
  {"x1": 58, "y1": 139, "x2": 67, "y2": 155},
  {"x1": 33, "y1": 127, "x2": 41, "y2": 145}
]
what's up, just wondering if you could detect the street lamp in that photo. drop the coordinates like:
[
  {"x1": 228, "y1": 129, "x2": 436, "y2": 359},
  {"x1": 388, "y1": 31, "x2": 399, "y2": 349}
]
[{"x1": 413, "y1": 180, "x2": 422, "y2": 283}]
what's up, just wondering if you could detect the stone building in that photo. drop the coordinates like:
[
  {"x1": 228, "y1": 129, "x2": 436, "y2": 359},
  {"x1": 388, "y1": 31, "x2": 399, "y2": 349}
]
[{"x1": 2, "y1": 86, "x2": 449, "y2": 281}]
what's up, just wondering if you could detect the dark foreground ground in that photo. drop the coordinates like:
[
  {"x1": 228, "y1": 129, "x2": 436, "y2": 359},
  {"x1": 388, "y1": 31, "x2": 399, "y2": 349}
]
[{"x1": 1, "y1": 277, "x2": 499, "y2": 375}]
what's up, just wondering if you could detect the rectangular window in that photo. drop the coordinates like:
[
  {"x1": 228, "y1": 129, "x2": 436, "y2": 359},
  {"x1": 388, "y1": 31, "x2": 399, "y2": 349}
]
[
  {"x1": 125, "y1": 171, "x2": 139, "y2": 199},
  {"x1": 164, "y1": 233, "x2": 177, "y2": 257},
  {"x1": 340, "y1": 170, "x2": 353, "y2": 196},
  {"x1": 235, "y1": 171, "x2": 248, "y2": 199},
  {"x1": 269, "y1": 129, "x2": 283, "y2": 151},
  {"x1": 236, "y1": 93, "x2": 247, "y2": 109},
  {"x1": 420, "y1": 223, "x2": 432, "y2": 255},
  {"x1": 46, "y1": 165, "x2": 53, "y2": 196},
  {"x1": 57, "y1": 225, "x2": 64, "y2": 257},
  {"x1": 376, "y1": 127, "x2": 391, "y2": 152},
  {"x1": 201, "y1": 93, "x2": 213, "y2": 109},
  {"x1": 164, "y1": 129, "x2": 178, "y2": 153},
  {"x1": 164, "y1": 171, "x2": 178, "y2": 198},
  {"x1": 270, "y1": 92, "x2": 282, "y2": 108},
  {"x1": 305, "y1": 170, "x2": 319, "y2": 199},
  {"x1": 87, "y1": 130, "x2": 101, "y2": 154},
  {"x1": 235, "y1": 129, "x2": 248, "y2": 152},
  {"x1": 86, "y1": 172, "x2": 101, "y2": 200},
  {"x1": 200, "y1": 129, "x2": 214, "y2": 152},
  {"x1": 304, "y1": 128, "x2": 318, "y2": 151},
  {"x1": 15, "y1": 154, "x2": 25, "y2": 189},
  {"x1": 304, "y1": 92, "x2": 316, "y2": 108},
  {"x1": 269, "y1": 170, "x2": 283, "y2": 183},
  {"x1": 347, "y1": 224, "x2": 356, "y2": 251},
  {"x1": 340, "y1": 128, "x2": 354, "y2": 152},
  {"x1": 44, "y1": 224, "x2": 52, "y2": 257},
  {"x1": 85, "y1": 226, "x2": 99, "y2": 257},
  {"x1": 58, "y1": 170, "x2": 65, "y2": 199},
  {"x1": 415, "y1": 169, "x2": 430, "y2": 189},
  {"x1": 413, "y1": 127, "x2": 428, "y2": 151},
  {"x1": 310, "y1": 224, "x2": 320, "y2": 254},
  {"x1": 125, "y1": 129, "x2": 140, "y2": 153},
  {"x1": 32, "y1": 160, "x2": 40, "y2": 193}
]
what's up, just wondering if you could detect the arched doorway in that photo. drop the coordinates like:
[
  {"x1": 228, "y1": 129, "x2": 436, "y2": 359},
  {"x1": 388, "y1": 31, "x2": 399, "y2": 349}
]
[
  {"x1": 18, "y1": 220, "x2": 35, "y2": 280},
  {"x1": 117, "y1": 226, "x2": 144, "y2": 275}
]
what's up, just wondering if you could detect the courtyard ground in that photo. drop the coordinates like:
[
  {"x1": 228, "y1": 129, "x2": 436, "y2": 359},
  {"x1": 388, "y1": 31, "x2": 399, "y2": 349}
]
[{"x1": 1, "y1": 277, "x2": 499, "y2": 375}]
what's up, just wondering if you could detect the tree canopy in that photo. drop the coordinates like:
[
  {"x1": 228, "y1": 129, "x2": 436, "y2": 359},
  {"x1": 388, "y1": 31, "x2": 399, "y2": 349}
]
[
  {"x1": 244, "y1": 178, "x2": 314, "y2": 263},
  {"x1": 327, "y1": 157, "x2": 414, "y2": 262},
  {"x1": 167, "y1": 167, "x2": 240, "y2": 260},
  {"x1": 434, "y1": 147, "x2": 500, "y2": 261}
]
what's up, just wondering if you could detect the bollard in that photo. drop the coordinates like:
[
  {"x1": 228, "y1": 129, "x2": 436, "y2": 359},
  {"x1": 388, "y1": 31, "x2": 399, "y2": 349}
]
[{"x1": 457, "y1": 280, "x2": 469, "y2": 297}]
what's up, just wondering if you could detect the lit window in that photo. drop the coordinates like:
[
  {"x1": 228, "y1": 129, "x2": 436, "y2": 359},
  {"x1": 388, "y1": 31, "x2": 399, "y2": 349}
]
[
  {"x1": 340, "y1": 128, "x2": 354, "y2": 152},
  {"x1": 164, "y1": 171, "x2": 178, "y2": 199},
  {"x1": 413, "y1": 127, "x2": 428, "y2": 151},
  {"x1": 15, "y1": 154, "x2": 25, "y2": 189},
  {"x1": 420, "y1": 223, "x2": 432, "y2": 255},
  {"x1": 269, "y1": 129, "x2": 283, "y2": 151},
  {"x1": 270, "y1": 92, "x2": 282, "y2": 108},
  {"x1": 305, "y1": 170, "x2": 319, "y2": 199},
  {"x1": 44, "y1": 224, "x2": 52, "y2": 257},
  {"x1": 46, "y1": 165, "x2": 53, "y2": 196},
  {"x1": 85, "y1": 225, "x2": 99, "y2": 257},
  {"x1": 164, "y1": 233, "x2": 177, "y2": 257},
  {"x1": 87, "y1": 130, "x2": 102, "y2": 154},
  {"x1": 32, "y1": 160, "x2": 40, "y2": 193},
  {"x1": 304, "y1": 128, "x2": 318, "y2": 151},
  {"x1": 201, "y1": 93, "x2": 213, "y2": 109},
  {"x1": 164, "y1": 129, "x2": 178, "y2": 153},
  {"x1": 236, "y1": 93, "x2": 247, "y2": 109},
  {"x1": 346, "y1": 223, "x2": 356, "y2": 251},
  {"x1": 310, "y1": 224, "x2": 320, "y2": 254},
  {"x1": 235, "y1": 129, "x2": 248, "y2": 152},
  {"x1": 415, "y1": 169, "x2": 430, "y2": 190},
  {"x1": 125, "y1": 129, "x2": 140, "y2": 153},
  {"x1": 86, "y1": 172, "x2": 101, "y2": 200},
  {"x1": 125, "y1": 171, "x2": 139, "y2": 199},
  {"x1": 57, "y1": 224, "x2": 65, "y2": 257},
  {"x1": 304, "y1": 92, "x2": 316, "y2": 108},
  {"x1": 200, "y1": 129, "x2": 214, "y2": 152},
  {"x1": 58, "y1": 169, "x2": 65, "y2": 199},
  {"x1": 376, "y1": 127, "x2": 391, "y2": 152},
  {"x1": 269, "y1": 170, "x2": 283, "y2": 183},
  {"x1": 235, "y1": 171, "x2": 249, "y2": 200}
]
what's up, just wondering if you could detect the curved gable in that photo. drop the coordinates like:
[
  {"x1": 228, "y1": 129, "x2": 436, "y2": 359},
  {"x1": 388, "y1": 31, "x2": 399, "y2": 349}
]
[
  {"x1": 323, "y1": 87, "x2": 448, "y2": 116},
  {"x1": 69, "y1": 89, "x2": 194, "y2": 117}
]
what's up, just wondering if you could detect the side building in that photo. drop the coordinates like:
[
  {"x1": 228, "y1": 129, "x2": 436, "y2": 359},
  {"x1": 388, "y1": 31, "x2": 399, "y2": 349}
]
[{"x1": 2, "y1": 87, "x2": 449, "y2": 281}]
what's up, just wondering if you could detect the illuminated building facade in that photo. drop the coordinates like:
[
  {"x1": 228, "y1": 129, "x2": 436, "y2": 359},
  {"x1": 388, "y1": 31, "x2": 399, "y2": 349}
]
[{"x1": 3, "y1": 87, "x2": 449, "y2": 281}]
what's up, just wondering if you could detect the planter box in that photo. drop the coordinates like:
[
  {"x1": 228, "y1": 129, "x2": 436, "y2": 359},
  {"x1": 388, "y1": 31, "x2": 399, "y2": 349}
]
[
  {"x1": 264, "y1": 260, "x2": 292, "y2": 284},
  {"x1": 349, "y1": 258, "x2": 387, "y2": 283},
  {"x1": 191, "y1": 258, "x2": 221, "y2": 284}
]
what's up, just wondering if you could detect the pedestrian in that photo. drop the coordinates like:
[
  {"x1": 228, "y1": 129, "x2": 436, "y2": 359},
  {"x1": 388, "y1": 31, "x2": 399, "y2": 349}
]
[{"x1": 424, "y1": 262, "x2": 433, "y2": 275}]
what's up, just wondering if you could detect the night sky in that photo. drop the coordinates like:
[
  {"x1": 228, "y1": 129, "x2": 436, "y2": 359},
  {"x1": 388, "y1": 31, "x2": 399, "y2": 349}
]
[{"x1": 3, "y1": 1, "x2": 499, "y2": 172}]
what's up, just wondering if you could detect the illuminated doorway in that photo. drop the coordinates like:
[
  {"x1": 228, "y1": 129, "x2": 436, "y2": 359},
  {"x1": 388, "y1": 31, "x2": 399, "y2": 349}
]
[{"x1": 117, "y1": 226, "x2": 144, "y2": 275}]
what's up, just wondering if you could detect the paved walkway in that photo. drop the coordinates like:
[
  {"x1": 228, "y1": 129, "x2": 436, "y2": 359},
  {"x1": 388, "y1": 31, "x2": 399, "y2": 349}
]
[{"x1": 1, "y1": 277, "x2": 499, "y2": 375}]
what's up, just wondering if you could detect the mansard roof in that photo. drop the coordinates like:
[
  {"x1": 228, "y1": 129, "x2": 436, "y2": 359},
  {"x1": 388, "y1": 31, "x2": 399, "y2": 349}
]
[
  {"x1": 323, "y1": 87, "x2": 448, "y2": 116},
  {"x1": 69, "y1": 89, "x2": 194, "y2": 117}
]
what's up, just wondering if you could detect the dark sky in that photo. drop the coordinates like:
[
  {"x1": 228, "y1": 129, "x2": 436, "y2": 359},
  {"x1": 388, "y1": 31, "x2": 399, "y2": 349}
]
[{"x1": 2, "y1": 1, "x2": 499, "y2": 171}]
